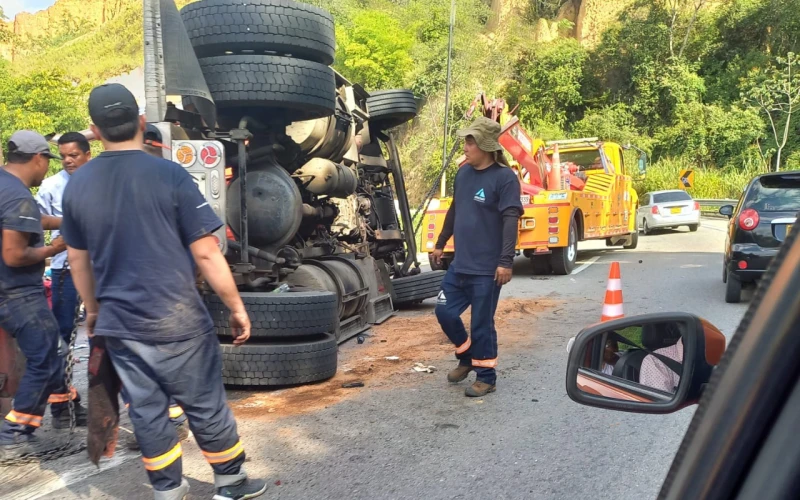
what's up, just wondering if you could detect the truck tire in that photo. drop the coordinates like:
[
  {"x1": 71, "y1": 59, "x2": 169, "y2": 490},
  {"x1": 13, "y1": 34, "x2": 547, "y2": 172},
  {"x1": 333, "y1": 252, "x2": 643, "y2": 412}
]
[
  {"x1": 199, "y1": 55, "x2": 336, "y2": 120},
  {"x1": 551, "y1": 218, "x2": 578, "y2": 275},
  {"x1": 366, "y1": 89, "x2": 418, "y2": 129},
  {"x1": 204, "y1": 290, "x2": 338, "y2": 339},
  {"x1": 220, "y1": 334, "x2": 337, "y2": 387},
  {"x1": 531, "y1": 256, "x2": 552, "y2": 275},
  {"x1": 623, "y1": 227, "x2": 639, "y2": 249},
  {"x1": 181, "y1": 0, "x2": 336, "y2": 65},
  {"x1": 391, "y1": 270, "x2": 446, "y2": 305}
]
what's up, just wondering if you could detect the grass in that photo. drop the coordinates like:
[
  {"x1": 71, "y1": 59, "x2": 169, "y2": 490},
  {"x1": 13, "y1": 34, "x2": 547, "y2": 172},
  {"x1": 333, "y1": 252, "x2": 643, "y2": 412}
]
[{"x1": 634, "y1": 157, "x2": 765, "y2": 201}]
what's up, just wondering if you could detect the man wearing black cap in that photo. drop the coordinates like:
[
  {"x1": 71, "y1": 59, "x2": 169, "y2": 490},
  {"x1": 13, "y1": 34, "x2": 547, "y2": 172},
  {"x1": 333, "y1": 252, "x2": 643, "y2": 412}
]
[
  {"x1": 60, "y1": 84, "x2": 264, "y2": 500},
  {"x1": 0, "y1": 131, "x2": 80, "y2": 456}
]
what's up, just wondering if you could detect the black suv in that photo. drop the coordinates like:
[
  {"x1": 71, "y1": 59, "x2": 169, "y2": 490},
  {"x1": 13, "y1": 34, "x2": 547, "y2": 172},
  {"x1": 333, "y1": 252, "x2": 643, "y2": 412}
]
[{"x1": 719, "y1": 171, "x2": 800, "y2": 303}]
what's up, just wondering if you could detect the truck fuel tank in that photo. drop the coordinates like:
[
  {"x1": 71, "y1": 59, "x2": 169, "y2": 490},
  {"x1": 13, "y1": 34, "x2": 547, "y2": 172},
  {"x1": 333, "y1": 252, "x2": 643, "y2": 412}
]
[{"x1": 293, "y1": 158, "x2": 357, "y2": 198}]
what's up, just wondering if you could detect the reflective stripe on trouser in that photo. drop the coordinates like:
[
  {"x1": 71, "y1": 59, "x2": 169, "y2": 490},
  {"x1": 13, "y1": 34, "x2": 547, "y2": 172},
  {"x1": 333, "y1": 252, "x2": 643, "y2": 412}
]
[
  {"x1": 0, "y1": 292, "x2": 65, "y2": 434},
  {"x1": 105, "y1": 333, "x2": 245, "y2": 492},
  {"x1": 123, "y1": 400, "x2": 186, "y2": 425},
  {"x1": 435, "y1": 268, "x2": 502, "y2": 385}
]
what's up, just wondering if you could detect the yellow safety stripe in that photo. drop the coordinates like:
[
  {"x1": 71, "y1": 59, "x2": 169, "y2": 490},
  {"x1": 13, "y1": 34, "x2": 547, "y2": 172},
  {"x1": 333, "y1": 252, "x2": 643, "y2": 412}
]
[
  {"x1": 169, "y1": 406, "x2": 185, "y2": 419},
  {"x1": 48, "y1": 394, "x2": 70, "y2": 403},
  {"x1": 202, "y1": 441, "x2": 245, "y2": 465},
  {"x1": 142, "y1": 442, "x2": 182, "y2": 471},
  {"x1": 455, "y1": 338, "x2": 472, "y2": 355},
  {"x1": 5, "y1": 411, "x2": 43, "y2": 427},
  {"x1": 472, "y1": 358, "x2": 498, "y2": 368}
]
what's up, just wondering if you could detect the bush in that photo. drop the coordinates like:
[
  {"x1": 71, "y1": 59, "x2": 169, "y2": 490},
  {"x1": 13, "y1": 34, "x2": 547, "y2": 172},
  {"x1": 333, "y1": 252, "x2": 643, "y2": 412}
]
[{"x1": 635, "y1": 158, "x2": 764, "y2": 200}]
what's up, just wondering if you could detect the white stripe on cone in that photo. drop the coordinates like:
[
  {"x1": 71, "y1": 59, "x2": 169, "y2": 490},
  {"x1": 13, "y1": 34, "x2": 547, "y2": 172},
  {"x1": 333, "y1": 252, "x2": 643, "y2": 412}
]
[
  {"x1": 602, "y1": 303, "x2": 624, "y2": 318},
  {"x1": 607, "y1": 279, "x2": 622, "y2": 291}
]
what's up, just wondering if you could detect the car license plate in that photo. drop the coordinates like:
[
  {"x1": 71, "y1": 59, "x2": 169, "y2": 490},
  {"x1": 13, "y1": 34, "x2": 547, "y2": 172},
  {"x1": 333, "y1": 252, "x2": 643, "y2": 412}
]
[
  {"x1": 520, "y1": 195, "x2": 531, "y2": 205},
  {"x1": 670, "y1": 207, "x2": 681, "y2": 214}
]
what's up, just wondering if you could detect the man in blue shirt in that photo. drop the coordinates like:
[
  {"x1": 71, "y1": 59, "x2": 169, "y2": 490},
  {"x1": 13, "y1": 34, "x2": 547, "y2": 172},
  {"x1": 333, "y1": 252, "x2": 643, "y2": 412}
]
[
  {"x1": 0, "y1": 131, "x2": 86, "y2": 457},
  {"x1": 61, "y1": 84, "x2": 265, "y2": 500},
  {"x1": 432, "y1": 117, "x2": 523, "y2": 397},
  {"x1": 35, "y1": 132, "x2": 92, "y2": 346}
]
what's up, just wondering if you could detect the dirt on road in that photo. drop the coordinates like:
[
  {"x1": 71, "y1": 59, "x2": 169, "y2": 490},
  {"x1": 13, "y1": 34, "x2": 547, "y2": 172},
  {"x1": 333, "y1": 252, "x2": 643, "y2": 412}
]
[{"x1": 230, "y1": 298, "x2": 562, "y2": 420}]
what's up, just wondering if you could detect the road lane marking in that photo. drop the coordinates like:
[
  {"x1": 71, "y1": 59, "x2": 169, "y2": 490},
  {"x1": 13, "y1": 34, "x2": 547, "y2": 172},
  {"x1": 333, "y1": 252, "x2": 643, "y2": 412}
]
[{"x1": 572, "y1": 256, "x2": 600, "y2": 275}]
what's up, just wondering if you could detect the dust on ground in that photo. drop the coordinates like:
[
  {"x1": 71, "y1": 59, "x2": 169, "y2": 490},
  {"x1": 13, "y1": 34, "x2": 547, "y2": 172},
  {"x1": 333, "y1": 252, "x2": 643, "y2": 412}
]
[{"x1": 229, "y1": 298, "x2": 563, "y2": 420}]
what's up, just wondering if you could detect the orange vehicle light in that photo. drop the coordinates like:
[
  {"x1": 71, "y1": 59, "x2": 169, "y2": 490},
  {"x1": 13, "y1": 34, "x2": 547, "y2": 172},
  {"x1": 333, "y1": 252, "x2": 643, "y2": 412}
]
[{"x1": 548, "y1": 207, "x2": 559, "y2": 214}]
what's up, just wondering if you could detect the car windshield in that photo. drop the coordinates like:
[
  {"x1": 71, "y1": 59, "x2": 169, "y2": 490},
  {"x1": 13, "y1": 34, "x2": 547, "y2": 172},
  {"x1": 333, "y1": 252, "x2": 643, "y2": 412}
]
[
  {"x1": 653, "y1": 192, "x2": 692, "y2": 203},
  {"x1": 744, "y1": 174, "x2": 800, "y2": 212},
  {"x1": 559, "y1": 150, "x2": 605, "y2": 172}
]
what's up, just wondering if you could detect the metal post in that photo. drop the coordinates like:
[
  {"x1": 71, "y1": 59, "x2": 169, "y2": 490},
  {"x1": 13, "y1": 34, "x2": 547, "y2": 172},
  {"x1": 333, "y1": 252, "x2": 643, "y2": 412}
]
[
  {"x1": 440, "y1": 0, "x2": 456, "y2": 199},
  {"x1": 143, "y1": 0, "x2": 166, "y2": 122},
  {"x1": 237, "y1": 138, "x2": 249, "y2": 264}
]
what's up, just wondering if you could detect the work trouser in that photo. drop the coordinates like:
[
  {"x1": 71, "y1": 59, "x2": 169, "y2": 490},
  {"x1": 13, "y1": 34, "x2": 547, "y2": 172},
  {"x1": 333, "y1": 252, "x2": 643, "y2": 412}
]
[
  {"x1": 435, "y1": 268, "x2": 502, "y2": 385},
  {"x1": 0, "y1": 292, "x2": 70, "y2": 435},
  {"x1": 50, "y1": 269, "x2": 79, "y2": 345},
  {"x1": 122, "y1": 394, "x2": 188, "y2": 426},
  {"x1": 105, "y1": 332, "x2": 246, "y2": 493}
]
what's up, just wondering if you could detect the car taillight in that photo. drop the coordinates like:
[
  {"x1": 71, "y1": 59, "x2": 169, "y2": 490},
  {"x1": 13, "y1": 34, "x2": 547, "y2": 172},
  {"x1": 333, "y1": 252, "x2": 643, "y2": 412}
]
[
  {"x1": 738, "y1": 209, "x2": 760, "y2": 231},
  {"x1": 651, "y1": 206, "x2": 659, "y2": 215},
  {"x1": 693, "y1": 201, "x2": 700, "y2": 211}
]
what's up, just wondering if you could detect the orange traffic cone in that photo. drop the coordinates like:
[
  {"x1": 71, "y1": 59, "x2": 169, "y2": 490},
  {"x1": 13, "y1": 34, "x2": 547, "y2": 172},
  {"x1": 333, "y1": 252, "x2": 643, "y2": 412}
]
[{"x1": 601, "y1": 262, "x2": 624, "y2": 322}]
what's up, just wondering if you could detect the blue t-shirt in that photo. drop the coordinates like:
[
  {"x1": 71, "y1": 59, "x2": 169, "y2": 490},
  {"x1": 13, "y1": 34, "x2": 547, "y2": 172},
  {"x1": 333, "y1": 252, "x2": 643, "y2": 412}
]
[
  {"x1": 60, "y1": 150, "x2": 223, "y2": 342},
  {"x1": 451, "y1": 163, "x2": 523, "y2": 275},
  {"x1": 0, "y1": 168, "x2": 46, "y2": 300}
]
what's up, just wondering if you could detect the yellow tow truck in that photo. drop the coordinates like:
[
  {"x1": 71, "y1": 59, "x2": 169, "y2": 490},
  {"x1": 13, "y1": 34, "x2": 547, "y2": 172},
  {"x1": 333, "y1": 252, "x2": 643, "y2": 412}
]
[{"x1": 422, "y1": 105, "x2": 645, "y2": 275}]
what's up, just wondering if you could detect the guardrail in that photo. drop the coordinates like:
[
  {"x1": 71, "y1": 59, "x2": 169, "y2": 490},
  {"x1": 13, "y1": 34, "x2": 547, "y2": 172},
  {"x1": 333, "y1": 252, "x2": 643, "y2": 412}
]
[{"x1": 695, "y1": 199, "x2": 738, "y2": 218}]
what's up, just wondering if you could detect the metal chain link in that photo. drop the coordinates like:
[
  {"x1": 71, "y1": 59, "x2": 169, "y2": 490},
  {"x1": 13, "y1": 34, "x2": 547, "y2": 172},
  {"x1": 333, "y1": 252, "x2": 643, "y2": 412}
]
[{"x1": 0, "y1": 266, "x2": 85, "y2": 466}]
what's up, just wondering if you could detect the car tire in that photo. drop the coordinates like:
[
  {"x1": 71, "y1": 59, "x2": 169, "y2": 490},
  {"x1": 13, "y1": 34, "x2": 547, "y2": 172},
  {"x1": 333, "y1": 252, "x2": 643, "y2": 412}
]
[
  {"x1": 220, "y1": 334, "x2": 337, "y2": 387},
  {"x1": 725, "y1": 271, "x2": 742, "y2": 303},
  {"x1": 551, "y1": 218, "x2": 578, "y2": 275},
  {"x1": 689, "y1": 224, "x2": 699, "y2": 232},
  {"x1": 366, "y1": 89, "x2": 418, "y2": 129},
  {"x1": 180, "y1": 0, "x2": 336, "y2": 65},
  {"x1": 204, "y1": 290, "x2": 338, "y2": 339},
  {"x1": 392, "y1": 270, "x2": 446, "y2": 305},
  {"x1": 199, "y1": 55, "x2": 336, "y2": 121},
  {"x1": 641, "y1": 218, "x2": 650, "y2": 235}
]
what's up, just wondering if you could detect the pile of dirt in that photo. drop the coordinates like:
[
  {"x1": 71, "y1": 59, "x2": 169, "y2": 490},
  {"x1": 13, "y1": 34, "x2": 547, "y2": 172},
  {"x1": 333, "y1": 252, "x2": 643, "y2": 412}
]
[{"x1": 230, "y1": 298, "x2": 562, "y2": 420}]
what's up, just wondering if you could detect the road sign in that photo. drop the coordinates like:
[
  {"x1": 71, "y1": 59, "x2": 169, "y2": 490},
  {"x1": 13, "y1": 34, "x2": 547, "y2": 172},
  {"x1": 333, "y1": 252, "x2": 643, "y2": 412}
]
[{"x1": 679, "y1": 169, "x2": 695, "y2": 189}]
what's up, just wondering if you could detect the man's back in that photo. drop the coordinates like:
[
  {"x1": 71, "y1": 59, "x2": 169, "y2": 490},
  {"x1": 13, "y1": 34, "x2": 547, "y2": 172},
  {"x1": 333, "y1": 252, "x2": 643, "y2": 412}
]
[
  {"x1": 61, "y1": 150, "x2": 222, "y2": 342},
  {"x1": 0, "y1": 168, "x2": 45, "y2": 299}
]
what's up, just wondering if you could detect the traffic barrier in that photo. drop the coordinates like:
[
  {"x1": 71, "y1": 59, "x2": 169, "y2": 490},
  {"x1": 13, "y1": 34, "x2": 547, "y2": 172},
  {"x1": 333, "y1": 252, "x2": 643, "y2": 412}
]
[{"x1": 601, "y1": 262, "x2": 624, "y2": 322}]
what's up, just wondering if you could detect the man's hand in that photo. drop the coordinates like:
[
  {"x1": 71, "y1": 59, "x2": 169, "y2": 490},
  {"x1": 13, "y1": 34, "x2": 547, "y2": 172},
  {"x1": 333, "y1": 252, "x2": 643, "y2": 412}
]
[
  {"x1": 85, "y1": 311, "x2": 98, "y2": 338},
  {"x1": 432, "y1": 248, "x2": 444, "y2": 265},
  {"x1": 50, "y1": 236, "x2": 67, "y2": 255},
  {"x1": 229, "y1": 309, "x2": 252, "y2": 345},
  {"x1": 495, "y1": 266, "x2": 512, "y2": 286}
]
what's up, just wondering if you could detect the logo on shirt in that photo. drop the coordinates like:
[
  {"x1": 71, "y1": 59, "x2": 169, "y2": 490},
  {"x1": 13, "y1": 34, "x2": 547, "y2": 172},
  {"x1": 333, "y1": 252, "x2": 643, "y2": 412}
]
[{"x1": 474, "y1": 188, "x2": 486, "y2": 203}]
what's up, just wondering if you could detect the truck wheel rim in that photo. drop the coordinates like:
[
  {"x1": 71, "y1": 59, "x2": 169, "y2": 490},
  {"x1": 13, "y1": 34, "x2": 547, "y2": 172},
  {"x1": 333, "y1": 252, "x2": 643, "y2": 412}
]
[{"x1": 567, "y1": 227, "x2": 577, "y2": 262}]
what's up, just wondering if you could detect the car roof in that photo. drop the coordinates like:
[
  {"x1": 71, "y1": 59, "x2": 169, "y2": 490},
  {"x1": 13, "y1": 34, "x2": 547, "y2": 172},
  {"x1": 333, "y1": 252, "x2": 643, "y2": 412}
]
[{"x1": 646, "y1": 190, "x2": 693, "y2": 195}]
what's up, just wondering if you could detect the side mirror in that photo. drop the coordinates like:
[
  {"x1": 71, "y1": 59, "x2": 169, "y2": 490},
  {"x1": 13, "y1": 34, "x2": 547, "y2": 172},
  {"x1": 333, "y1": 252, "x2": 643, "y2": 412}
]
[
  {"x1": 637, "y1": 152, "x2": 647, "y2": 175},
  {"x1": 719, "y1": 205, "x2": 734, "y2": 218},
  {"x1": 566, "y1": 313, "x2": 726, "y2": 414}
]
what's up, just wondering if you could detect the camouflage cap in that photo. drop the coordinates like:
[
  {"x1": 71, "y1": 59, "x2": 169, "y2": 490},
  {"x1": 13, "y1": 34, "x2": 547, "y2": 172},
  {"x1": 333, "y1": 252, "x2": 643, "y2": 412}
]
[{"x1": 456, "y1": 116, "x2": 503, "y2": 152}]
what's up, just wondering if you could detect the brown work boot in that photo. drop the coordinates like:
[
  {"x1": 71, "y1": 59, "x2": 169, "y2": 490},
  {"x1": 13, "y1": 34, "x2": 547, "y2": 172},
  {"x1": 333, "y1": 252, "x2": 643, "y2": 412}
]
[
  {"x1": 447, "y1": 364, "x2": 472, "y2": 383},
  {"x1": 465, "y1": 381, "x2": 496, "y2": 397}
]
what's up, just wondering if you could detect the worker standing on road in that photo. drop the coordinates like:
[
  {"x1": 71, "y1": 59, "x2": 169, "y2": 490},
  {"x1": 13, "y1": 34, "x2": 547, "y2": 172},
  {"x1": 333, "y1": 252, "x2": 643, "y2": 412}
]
[
  {"x1": 0, "y1": 131, "x2": 87, "y2": 457},
  {"x1": 432, "y1": 117, "x2": 523, "y2": 397},
  {"x1": 61, "y1": 84, "x2": 266, "y2": 500}
]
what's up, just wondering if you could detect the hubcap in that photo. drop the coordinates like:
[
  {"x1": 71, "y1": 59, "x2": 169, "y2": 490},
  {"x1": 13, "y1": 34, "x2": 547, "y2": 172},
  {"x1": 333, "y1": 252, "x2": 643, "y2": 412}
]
[{"x1": 567, "y1": 227, "x2": 577, "y2": 262}]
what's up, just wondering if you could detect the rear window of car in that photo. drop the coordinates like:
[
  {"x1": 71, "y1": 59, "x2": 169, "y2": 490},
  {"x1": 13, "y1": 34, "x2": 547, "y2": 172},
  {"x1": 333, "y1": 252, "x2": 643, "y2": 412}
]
[
  {"x1": 744, "y1": 175, "x2": 800, "y2": 212},
  {"x1": 653, "y1": 191, "x2": 692, "y2": 203}
]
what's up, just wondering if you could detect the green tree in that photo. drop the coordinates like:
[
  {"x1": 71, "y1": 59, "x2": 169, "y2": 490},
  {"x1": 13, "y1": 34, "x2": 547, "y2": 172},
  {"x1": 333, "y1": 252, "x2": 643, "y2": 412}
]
[
  {"x1": 743, "y1": 52, "x2": 800, "y2": 171},
  {"x1": 334, "y1": 10, "x2": 415, "y2": 91}
]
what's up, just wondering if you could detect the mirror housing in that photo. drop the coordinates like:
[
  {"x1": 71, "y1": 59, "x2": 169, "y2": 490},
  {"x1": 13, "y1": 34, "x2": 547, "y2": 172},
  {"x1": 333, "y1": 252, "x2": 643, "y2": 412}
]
[
  {"x1": 637, "y1": 152, "x2": 647, "y2": 175},
  {"x1": 719, "y1": 205, "x2": 734, "y2": 218},
  {"x1": 566, "y1": 312, "x2": 726, "y2": 414}
]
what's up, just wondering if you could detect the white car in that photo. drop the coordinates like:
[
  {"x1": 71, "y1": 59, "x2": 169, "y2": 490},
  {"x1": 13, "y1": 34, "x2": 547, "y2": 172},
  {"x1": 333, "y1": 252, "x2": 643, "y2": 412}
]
[{"x1": 637, "y1": 190, "x2": 701, "y2": 234}]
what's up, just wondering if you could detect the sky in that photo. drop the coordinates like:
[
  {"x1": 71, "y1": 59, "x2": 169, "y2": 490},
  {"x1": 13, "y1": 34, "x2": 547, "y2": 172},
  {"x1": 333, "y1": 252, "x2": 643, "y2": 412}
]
[{"x1": 2, "y1": 0, "x2": 57, "y2": 19}]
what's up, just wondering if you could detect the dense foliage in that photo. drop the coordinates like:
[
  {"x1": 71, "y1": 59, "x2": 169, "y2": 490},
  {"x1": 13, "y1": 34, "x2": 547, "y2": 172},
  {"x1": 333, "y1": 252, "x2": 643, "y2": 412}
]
[{"x1": 2, "y1": 0, "x2": 799, "y2": 200}]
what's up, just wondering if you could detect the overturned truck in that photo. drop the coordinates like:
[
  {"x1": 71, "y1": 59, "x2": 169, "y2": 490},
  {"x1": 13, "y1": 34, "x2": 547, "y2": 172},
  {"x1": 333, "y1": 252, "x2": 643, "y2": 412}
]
[{"x1": 140, "y1": 0, "x2": 445, "y2": 387}]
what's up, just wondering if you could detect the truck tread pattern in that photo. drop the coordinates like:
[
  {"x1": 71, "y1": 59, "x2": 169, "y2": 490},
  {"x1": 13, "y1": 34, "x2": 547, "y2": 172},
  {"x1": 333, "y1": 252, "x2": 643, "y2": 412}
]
[
  {"x1": 181, "y1": 0, "x2": 336, "y2": 65},
  {"x1": 392, "y1": 271, "x2": 445, "y2": 305},
  {"x1": 366, "y1": 89, "x2": 418, "y2": 129},
  {"x1": 220, "y1": 334, "x2": 337, "y2": 386},
  {"x1": 199, "y1": 55, "x2": 336, "y2": 118},
  {"x1": 204, "y1": 291, "x2": 338, "y2": 338}
]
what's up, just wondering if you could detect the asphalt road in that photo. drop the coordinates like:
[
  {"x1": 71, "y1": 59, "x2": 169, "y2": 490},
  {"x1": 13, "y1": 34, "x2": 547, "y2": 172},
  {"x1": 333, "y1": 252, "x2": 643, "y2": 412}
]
[{"x1": 2, "y1": 219, "x2": 751, "y2": 500}]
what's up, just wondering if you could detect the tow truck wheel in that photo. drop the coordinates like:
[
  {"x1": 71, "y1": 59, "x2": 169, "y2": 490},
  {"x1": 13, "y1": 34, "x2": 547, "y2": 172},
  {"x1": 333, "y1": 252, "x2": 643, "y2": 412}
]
[
  {"x1": 531, "y1": 256, "x2": 552, "y2": 275},
  {"x1": 204, "y1": 290, "x2": 338, "y2": 339},
  {"x1": 180, "y1": 0, "x2": 336, "y2": 65},
  {"x1": 623, "y1": 228, "x2": 639, "y2": 249},
  {"x1": 220, "y1": 334, "x2": 337, "y2": 387},
  {"x1": 550, "y1": 219, "x2": 578, "y2": 275}
]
